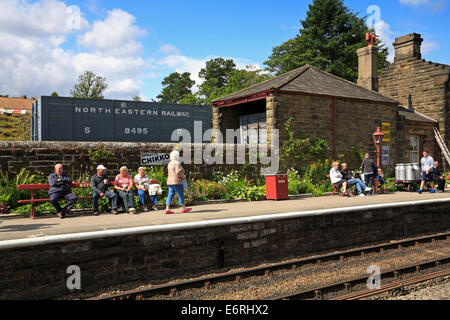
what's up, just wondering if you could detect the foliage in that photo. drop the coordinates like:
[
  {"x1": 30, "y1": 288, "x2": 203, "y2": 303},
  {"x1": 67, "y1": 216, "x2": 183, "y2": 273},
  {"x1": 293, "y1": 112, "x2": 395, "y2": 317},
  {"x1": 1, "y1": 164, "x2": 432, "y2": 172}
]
[
  {"x1": 88, "y1": 148, "x2": 114, "y2": 165},
  {"x1": 0, "y1": 188, "x2": 12, "y2": 206},
  {"x1": 50, "y1": 91, "x2": 59, "y2": 97},
  {"x1": 218, "y1": 171, "x2": 266, "y2": 201},
  {"x1": 185, "y1": 180, "x2": 226, "y2": 202},
  {"x1": 280, "y1": 117, "x2": 330, "y2": 173},
  {"x1": 71, "y1": 70, "x2": 108, "y2": 99},
  {"x1": 0, "y1": 113, "x2": 31, "y2": 141},
  {"x1": 264, "y1": 0, "x2": 390, "y2": 82},
  {"x1": 157, "y1": 72, "x2": 195, "y2": 103},
  {"x1": 338, "y1": 145, "x2": 365, "y2": 170},
  {"x1": 132, "y1": 96, "x2": 142, "y2": 101},
  {"x1": 0, "y1": 168, "x2": 38, "y2": 207}
]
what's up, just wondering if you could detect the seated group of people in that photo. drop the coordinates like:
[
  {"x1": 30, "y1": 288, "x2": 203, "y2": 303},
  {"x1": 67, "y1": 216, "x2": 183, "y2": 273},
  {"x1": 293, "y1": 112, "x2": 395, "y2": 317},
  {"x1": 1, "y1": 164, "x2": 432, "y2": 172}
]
[
  {"x1": 48, "y1": 164, "x2": 161, "y2": 218},
  {"x1": 330, "y1": 161, "x2": 373, "y2": 197},
  {"x1": 330, "y1": 153, "x2": 388, "y2": 197},
  {"x1": 417, "y1": 151, "x2": 446, "y2": 194}
]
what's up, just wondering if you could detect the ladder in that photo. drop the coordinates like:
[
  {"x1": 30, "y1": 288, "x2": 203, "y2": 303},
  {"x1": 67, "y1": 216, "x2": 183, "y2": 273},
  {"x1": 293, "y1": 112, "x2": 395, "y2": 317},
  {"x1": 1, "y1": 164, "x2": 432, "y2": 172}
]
[{"x1": 434, "y1": 127, "x2": 450, "y2": 166}]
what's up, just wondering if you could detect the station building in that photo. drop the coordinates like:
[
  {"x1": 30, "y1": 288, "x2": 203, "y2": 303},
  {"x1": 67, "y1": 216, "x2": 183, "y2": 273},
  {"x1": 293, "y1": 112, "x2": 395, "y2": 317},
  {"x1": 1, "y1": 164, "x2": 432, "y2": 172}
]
[{"x1": 211, "y1": 33, "x2": 446, "y2": 170}]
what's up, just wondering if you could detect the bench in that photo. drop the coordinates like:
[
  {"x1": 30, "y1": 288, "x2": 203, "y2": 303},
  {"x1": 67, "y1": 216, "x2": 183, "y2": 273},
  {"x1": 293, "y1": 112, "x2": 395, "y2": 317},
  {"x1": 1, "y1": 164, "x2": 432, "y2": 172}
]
[
  {"x1": 17, "y1": 182, "x2": 93, "y2": 219},
  {"x1": 327, "y1": 175, "x2": 357, "y2": 197}
]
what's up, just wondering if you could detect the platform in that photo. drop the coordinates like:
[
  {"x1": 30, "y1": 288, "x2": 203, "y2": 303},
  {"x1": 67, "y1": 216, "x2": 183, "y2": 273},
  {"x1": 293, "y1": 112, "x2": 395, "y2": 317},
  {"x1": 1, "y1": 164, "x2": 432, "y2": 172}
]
[{"x1": 1, "y1": 191, "x2": 449, "y2": 242}]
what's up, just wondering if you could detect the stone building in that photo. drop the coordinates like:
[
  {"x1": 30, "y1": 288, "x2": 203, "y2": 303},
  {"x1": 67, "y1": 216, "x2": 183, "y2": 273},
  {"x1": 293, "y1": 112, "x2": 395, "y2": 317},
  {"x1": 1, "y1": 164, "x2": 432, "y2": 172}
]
[
  {"x1": 211, "y1": 65, "x2": 401, "y2": 169},
  {"x1": 378, "y1": 33, "x2": 449, "y2": 163},
  {"x1": 211, "y1": 33, "x2": 446, "y2": 171}
]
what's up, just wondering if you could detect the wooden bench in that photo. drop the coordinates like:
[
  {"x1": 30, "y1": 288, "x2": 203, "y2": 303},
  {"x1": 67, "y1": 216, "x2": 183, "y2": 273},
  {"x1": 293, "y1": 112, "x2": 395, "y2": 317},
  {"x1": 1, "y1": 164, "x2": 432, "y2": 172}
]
[{"x1": 17, "y1": 182, "x2": 93, "y2": 219}]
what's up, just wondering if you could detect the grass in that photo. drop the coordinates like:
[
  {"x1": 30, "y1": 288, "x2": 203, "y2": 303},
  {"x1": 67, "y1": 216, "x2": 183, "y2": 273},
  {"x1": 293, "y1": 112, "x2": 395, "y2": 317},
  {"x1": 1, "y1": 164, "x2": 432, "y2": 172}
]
[{"x1": 0, "y1": 114, "x2": 31, "y2": 141}]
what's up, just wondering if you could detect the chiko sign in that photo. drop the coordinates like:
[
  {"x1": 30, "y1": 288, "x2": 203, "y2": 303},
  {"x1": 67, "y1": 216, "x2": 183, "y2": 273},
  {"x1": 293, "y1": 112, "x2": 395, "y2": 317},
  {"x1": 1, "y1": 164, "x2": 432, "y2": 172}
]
[{"x1": 141, "y1": 153, "x2": 170, "y2": 165}]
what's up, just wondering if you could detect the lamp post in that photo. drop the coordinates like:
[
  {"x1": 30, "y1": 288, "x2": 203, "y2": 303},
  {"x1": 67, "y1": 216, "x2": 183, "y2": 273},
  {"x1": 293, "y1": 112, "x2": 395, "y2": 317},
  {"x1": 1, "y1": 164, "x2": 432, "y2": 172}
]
[{"x1": 372, "y1": 127, "x2": 384, "y2": 167}]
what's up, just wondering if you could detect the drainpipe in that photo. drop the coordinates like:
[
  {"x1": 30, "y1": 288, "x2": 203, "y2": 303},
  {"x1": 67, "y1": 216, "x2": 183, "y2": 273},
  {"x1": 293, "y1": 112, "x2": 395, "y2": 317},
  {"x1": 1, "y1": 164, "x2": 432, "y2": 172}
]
[{"x1": 333, "y1": 97, "x2": 337, "y2": 160}]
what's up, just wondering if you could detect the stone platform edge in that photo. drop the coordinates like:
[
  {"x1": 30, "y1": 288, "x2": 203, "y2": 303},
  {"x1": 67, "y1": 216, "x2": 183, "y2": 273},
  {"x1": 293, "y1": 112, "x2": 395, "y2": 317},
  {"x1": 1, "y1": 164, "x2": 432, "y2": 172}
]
[{"x1": 1, "y1": 197, "x2": 449, "y2": 250}]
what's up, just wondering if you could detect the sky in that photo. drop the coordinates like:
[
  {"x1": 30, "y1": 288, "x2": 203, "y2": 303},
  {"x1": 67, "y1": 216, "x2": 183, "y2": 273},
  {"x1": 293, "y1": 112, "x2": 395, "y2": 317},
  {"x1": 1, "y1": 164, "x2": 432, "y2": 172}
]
[{"x1": 0, "y1": 0, "x2": 449, "y2": 101}]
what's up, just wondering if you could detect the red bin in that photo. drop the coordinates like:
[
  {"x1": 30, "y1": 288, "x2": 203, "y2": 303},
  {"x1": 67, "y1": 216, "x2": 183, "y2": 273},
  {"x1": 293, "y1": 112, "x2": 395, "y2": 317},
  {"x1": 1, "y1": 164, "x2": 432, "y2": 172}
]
[{"x1": 265, "y1": 174, "x2": 289, "y2": 200}]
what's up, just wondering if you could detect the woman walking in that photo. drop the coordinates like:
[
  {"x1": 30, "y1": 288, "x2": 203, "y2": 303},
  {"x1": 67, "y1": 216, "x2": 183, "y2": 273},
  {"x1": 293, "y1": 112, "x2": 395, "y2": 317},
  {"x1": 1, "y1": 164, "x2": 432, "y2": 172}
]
[
  {"x1": 114, "y1": 166, "x2": 136, "y2": 214},
  {"x1": 165, "y1": 150, "x2": 192, "y2": 214}
]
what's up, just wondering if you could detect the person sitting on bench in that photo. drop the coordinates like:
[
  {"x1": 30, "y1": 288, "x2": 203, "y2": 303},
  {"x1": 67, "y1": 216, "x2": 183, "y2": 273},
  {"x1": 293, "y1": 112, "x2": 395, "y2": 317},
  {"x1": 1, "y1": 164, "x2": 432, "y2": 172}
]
[
  {"x1": 340, "y1": 163, "x2": 372, "y2": 197},
  {"x1": 433, "y1": 161, "x2": 445, "y2": 193},
  {"x1": 91, "y1": 165, "x2": 118, "y2": 215},
  {"x1": 48, "y1": 164, "x2": 78, "y2": 219},
  {"x1": 330, "y1": 161, "x2": 349, "y2": 196}
]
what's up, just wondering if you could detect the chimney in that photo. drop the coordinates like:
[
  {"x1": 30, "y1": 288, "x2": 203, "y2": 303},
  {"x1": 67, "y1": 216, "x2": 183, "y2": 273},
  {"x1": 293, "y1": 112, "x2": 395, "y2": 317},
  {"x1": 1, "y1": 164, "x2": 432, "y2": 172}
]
[
  {"x1": 393, "y1": 33, "x2": 423, "y2": 62},
  {"x1": 357, "y1": 45, "x2": 378, "y2": 92}
]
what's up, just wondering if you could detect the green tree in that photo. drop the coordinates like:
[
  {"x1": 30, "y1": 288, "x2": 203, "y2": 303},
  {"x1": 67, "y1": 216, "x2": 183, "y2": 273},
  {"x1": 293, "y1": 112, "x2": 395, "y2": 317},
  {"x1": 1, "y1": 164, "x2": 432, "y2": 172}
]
[
  {"x1": 71, "y1": 71, "x2": 108, "y2": 99},
  {"x1": 132, "y1": 95, "x2": 142, "y2": 101},
  {"x1": 50, "y1": 91, "x2": 59, "y2": 97},
  {"x1": 157, "y1": 72, "x2": 195, "y2": 103},
  {"x1": 264, "y1": 0, "x2": 390, "y2": 82}
]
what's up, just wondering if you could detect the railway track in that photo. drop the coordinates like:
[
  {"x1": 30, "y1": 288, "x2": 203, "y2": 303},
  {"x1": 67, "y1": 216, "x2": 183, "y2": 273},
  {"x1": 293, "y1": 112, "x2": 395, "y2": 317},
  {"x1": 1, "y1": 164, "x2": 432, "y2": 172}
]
[
  {"x1": 270, "y1": 256, "x2": 450, "y2": 300},
  {"x1": 89, "y1": 231, "x2": 450, "y2": 300}
]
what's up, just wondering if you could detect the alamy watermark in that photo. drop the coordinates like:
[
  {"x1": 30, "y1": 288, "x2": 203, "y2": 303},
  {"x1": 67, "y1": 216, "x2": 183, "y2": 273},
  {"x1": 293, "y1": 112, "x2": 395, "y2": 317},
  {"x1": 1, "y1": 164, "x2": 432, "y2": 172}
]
[
  {"x1": 170, "y1": 121, "x2": 280, "y2": 175},
  {"x1": 66, "y1": 265, "x2": 81, "y2": 290}
]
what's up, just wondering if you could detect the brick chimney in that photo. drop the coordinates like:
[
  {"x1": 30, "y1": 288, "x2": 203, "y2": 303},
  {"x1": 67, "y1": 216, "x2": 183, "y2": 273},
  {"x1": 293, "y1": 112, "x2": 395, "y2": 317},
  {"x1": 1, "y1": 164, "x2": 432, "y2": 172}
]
[
  {"x1": 393, "y1": 33, "x2": 423, "y2": 62},
  {"x1": 357, "y1": 45, "x2": 378, "y2": 92}
]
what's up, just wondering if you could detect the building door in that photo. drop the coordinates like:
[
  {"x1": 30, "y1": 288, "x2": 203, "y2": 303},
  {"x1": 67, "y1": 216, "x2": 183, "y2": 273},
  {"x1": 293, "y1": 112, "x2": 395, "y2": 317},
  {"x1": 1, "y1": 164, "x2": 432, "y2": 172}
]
[
  {"x1": 239, "y1": 113, "x2": 266, "y2": 144},
  {"x1": 410, "y1": 135, "x2": 420, "y2": 163}
]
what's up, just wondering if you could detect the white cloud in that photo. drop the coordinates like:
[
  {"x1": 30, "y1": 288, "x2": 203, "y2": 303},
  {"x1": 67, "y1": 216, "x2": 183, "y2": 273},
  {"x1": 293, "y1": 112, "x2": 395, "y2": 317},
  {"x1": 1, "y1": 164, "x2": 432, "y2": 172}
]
[
  {"x1": 373, "y1": 20, "x2": 396, "y2": 62},
  {"x1": 399, "y1": 0, "x2": 430, "y2": 6},
  {"x1": 0, "y1": 0, "x2": 148, "y2": 99},
  {"x1": 158, "y1": 44, "x2": 181, "y2": 55},
  {"x1": 422, "y1": 40, "x2": 439, "y2": 54},
  {"x1": 78, "y1": 9, "x2": 146, "y2": 57}
]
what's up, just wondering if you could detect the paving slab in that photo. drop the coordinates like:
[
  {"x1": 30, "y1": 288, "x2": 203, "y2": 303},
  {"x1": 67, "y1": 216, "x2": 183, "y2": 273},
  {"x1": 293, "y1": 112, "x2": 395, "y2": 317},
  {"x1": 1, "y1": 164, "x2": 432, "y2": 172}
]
[{"x1": 0, "y1": 192, "x2": 449, "y2": 242}]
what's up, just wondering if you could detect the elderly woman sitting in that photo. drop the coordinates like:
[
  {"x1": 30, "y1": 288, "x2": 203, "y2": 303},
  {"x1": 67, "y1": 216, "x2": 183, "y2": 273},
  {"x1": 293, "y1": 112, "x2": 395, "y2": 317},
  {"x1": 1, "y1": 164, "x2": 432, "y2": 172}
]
[
  {"x1": 114, "y1": 166, "x2": 136, "y2": 214},
  {"x1": 134, "y1": 167, "x2": 158, "y2": 212},
  {"x1": 330, "y1": 161, "x2": 349, "y2": 196}
]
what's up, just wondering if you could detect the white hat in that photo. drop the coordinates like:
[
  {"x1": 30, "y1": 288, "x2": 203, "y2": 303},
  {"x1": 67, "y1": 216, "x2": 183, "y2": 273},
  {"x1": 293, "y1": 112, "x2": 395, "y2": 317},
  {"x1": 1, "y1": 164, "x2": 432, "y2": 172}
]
[{"x1": 97, "y1": 165, "x2": 107, "y2": 170}]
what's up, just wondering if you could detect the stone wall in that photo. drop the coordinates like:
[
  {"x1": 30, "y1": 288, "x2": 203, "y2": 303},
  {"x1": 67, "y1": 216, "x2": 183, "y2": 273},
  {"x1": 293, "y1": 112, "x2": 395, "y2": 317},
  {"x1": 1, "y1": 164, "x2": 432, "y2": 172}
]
[
  {"x1": 379, "y1": 58, "x2": 450, "y2": 146},
  {"x1": 0, "y1": 141, "x2": 265, "y2": 179},
  {"x1": 0, "y1": 201, "x2": 449, "y2": 299},
  {"x1": 273, "y1": 92, "x2": 400, "y2": 171}
]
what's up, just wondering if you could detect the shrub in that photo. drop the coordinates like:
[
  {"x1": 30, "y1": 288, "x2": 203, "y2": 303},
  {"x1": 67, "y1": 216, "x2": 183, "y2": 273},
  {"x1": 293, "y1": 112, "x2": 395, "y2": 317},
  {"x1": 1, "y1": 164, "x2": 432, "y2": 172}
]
[{"x1": 185, "y1": 180, "x2": 227, "y2": 202}]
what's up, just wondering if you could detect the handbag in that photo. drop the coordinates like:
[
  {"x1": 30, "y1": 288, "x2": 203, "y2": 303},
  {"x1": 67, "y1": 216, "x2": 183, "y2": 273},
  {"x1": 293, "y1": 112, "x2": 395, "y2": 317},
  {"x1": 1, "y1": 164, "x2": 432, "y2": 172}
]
[{"x1": 148, "y1": 184, "x2": 162, "y2": 196}]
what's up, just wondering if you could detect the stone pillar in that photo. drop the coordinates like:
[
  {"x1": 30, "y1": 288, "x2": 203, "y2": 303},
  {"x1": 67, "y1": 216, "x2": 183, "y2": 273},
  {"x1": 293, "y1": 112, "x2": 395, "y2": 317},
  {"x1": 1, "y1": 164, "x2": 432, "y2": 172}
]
[
  {"x1": 393, "y1": 33, "x2": 423, "y2": 62},
  {"x1": 266, "y1": 94, "x2": 277, "y2": 145},
  {"x1": 357, "y1": 46, "x2": 378, "y2": 92}
]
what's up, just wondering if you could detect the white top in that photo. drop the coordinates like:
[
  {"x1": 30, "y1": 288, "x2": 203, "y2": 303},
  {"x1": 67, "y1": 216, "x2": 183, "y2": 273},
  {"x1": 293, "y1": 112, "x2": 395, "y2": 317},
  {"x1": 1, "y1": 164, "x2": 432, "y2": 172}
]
[
  {"x1": 134, "y1": 174, "x2": 151, "y2": 187},
  {"x1": 421, "y1": 156, "x2": 434, "y2": 172},
  {"x1": 329, "y1": 168, "x2": 343, "y2": 184}
]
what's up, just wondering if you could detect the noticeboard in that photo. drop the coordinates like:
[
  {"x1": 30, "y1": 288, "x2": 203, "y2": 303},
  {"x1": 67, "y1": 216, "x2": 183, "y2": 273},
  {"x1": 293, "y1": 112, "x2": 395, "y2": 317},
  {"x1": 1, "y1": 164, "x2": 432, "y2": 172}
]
[{"x1": 381, "y1": 122, "x2": 391, "y2": 143}]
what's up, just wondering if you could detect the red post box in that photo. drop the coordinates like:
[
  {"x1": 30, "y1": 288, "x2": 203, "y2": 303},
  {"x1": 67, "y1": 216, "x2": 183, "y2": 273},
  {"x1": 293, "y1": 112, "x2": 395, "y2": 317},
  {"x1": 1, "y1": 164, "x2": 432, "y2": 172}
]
[{"x1": 265, "y1": 174, "x2": 289, "y2": 200}]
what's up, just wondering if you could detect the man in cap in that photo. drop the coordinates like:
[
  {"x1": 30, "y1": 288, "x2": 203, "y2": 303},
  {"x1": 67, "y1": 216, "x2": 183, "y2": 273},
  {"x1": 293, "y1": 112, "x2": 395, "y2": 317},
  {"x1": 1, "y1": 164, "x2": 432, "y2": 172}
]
[
  {"x1": 91, "y1": 165, "x2": 118, "y2": 215},
  {"x1": 48, "y1": 164, "x2": 78, "y2": 218}
]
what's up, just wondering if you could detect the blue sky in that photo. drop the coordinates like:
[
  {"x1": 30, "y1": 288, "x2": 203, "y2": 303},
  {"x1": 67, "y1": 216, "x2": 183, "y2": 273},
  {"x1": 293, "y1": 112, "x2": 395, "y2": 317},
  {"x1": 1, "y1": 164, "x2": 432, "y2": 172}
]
[{"x1": 1, "y1": 0, "x2": 449, "y2": 100}]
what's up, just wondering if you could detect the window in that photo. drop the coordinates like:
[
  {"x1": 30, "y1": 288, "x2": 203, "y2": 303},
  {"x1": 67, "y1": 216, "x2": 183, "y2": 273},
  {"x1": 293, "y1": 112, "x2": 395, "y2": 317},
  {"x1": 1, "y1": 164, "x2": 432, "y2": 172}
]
[
  {"x1": 409, "y1": 135, "x2": 420, "y2": 163},
  {"x1": 239, "y1": 113, "x2": 267, "y2": 144}
]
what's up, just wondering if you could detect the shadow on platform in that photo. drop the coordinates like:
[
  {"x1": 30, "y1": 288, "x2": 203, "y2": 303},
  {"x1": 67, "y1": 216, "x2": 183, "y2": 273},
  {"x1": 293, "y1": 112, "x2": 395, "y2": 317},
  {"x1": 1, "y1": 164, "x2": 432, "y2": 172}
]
[{"x1": 0, "y1": 223, "x2": 58, "y2": 233}]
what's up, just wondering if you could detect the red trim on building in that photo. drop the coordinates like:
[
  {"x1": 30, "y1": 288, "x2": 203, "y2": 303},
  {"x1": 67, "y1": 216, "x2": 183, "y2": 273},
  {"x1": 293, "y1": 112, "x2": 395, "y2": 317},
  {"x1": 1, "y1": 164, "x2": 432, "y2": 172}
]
[{"x1": 212, "y1": 90, "x2": 274, "y2": 108}]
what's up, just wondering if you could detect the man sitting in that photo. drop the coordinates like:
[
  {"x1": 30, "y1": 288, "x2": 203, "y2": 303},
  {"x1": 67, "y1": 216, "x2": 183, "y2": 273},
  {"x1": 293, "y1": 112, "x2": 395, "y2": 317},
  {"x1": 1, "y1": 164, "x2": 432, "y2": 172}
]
[
  {"x1": 330, "y1": 161, "x2": 349, "y2": 196},
  {"x1": 48, "y1": 164, "x2": 78, "y2": 219},
  {"x1": 340, "y1": 163, "x2": 372, "y2": 197},
  {"x1": 433, "y1": 161, "x2": 445, "y2": 193},
  {"x1": 91, "y1": 165, "x2": 118, "y2": 215}
]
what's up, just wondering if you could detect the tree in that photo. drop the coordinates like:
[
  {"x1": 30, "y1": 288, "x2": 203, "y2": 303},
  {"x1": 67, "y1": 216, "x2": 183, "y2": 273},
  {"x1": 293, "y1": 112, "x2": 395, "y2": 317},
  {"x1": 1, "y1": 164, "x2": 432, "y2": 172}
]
[
  {"x1": 264, "y1": 0, "x2": 390, "y2": 82},
  {"x1": 156, "y1": 72, "x2": 195, "y2": 103},
  {"x1": 132, "y1": 96, "x2": 142, "y2": 101},
  {"x1": 50, "y1": 91, "x2": 59, "y2": 97},
  {"x1": 71, "y1": 71, "x2": 108, "y2": 99}
]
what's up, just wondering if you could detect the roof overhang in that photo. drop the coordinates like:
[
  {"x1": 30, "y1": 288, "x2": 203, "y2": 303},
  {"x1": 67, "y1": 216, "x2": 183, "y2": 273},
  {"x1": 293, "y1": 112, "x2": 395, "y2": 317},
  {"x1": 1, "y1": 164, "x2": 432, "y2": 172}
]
[{"x1": 212, "y1": 90, "x2": 274, "y2": 108}]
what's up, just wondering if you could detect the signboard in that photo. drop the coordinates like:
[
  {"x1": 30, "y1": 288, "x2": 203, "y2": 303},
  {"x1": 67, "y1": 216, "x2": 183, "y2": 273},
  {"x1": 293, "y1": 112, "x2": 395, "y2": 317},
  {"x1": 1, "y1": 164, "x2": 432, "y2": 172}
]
[
  {"x1": 141, "y1": 153, "x2": 170, "y2": 166},
  {"x1": 381, "y1": 122, "x2": 391, "y2": 143},
  {"x1": 31, "y1": 96, "x2": 212, "y2": 143},
  {"x1": 382, "y1": 146, "x2": 390, "y2": 165}
]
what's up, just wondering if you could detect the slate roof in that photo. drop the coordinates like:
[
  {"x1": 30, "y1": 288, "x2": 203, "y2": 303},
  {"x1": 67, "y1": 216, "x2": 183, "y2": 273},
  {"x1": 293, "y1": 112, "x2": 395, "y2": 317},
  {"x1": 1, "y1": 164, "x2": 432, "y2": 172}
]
[
  {"x1": 398, "y1": 107, "x2": 438, "y2": 124},
  {"x1": 212, "y1": 65, "x2": 398, "y2": 105}
]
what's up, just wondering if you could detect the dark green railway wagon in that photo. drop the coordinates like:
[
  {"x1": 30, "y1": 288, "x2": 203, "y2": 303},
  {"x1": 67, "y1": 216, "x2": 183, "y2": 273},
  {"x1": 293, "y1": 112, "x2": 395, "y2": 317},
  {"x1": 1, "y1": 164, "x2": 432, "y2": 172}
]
[{"x1": 31, "y1": 96, "x2": 212, "y2": 142}]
